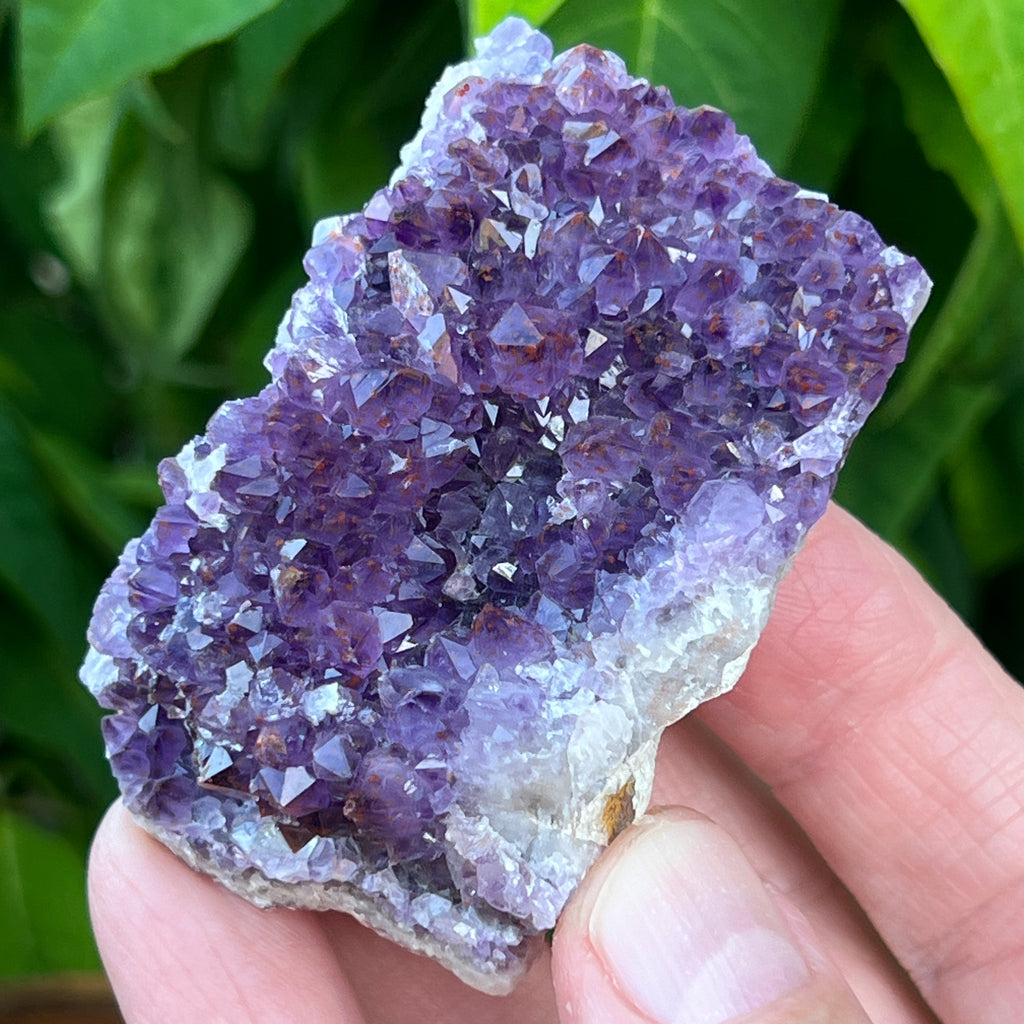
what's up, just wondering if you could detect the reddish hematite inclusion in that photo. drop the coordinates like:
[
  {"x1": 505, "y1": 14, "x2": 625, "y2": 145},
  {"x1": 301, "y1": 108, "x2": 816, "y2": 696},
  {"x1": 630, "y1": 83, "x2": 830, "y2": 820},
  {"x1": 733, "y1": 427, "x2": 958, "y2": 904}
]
[{"x1": 81, "y1": 18, "x2": 930, "y2": 993}]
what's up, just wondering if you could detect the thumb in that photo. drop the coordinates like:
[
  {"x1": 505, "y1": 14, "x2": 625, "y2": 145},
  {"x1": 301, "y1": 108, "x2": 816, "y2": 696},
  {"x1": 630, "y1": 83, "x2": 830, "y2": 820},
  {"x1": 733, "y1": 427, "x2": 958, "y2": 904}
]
[{"x1": 552, "y1": 808, "x2": 872, "y2": 1024}]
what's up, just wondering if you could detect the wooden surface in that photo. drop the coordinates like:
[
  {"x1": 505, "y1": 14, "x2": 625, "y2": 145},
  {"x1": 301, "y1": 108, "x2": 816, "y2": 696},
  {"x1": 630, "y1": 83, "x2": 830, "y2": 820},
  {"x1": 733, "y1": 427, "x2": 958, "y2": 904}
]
[{"x1": 0, "y1": 974, "x2": 121, "y2": 1024}]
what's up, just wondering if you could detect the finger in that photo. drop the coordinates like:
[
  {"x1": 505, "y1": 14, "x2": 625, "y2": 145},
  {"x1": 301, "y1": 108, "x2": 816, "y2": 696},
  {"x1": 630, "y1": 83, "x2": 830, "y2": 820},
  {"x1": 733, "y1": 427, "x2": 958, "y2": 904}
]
[
  {"x1": 320, "y1": 912, "x2": 558, "y2": 1024},
  {"x1": 89, "y1": 803, "x2": 365, "y2": 1024},
  {"x1": 698, "y1": 503, "x2": 1024, "y2": 1023},
  {"x1": 553, "y1": 809, "x2": 872, "y2": 1024},
  {"x1": 651, "y1": 718, "x2": 938, "y2": 1023}
]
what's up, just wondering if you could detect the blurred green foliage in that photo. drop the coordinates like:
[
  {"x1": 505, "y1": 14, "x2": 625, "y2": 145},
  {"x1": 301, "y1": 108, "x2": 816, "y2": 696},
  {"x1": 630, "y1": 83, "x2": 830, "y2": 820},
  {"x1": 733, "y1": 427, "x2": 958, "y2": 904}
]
[{"x1": 1, "y1": 0, "x2": 1021, "y2": 980}]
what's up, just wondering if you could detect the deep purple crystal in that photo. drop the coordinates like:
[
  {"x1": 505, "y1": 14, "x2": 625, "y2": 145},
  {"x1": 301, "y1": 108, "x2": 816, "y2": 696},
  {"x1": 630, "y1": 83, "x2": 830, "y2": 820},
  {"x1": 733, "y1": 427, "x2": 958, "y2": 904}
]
[{"x1": 81, "y1": 18, "x2": 930, "y2": 992}]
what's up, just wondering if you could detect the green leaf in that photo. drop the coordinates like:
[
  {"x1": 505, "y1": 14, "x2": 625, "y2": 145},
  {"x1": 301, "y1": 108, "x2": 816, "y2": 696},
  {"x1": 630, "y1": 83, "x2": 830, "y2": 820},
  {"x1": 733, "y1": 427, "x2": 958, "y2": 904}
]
[
  {"x1": 43, "y1": 78, "x2": 194, "y2": 289},
  {"x1": 227, "y1": 266, "x2": 305, "y2": 396},
  {"x1": 297, "y1": 116, "x2": 395, "y2": 224},
  {"x1": 106, "y1": 463, "x2": 164, "y2": 509},
  {"x1": 28, "y1": 430, "x2": 150, "y2": 555},
  {"x1": 19, "y1": 0, "x2": 285, "y2": 136},
  {"x1": 229, "y1": 0, "x2": 350, "y2": 143},
  {"x1": 43, "y1": 94, "x2": 120, "y2": 285},
  {"x1": 0, "y1": 401, "x2": 83, "y2": 651},
  {"x1": 837, "y1": 379, "x2": 1001, "y2": 542},
  {"x1": 292, "y1": 0, "x2": 462, "y2": 223},
  {"x1": 904, "y1": 489, "x2": 978, "y2": 620},
  {"x1": 0, "y1": 114, "x2": 60, "y2": 255},
  {"x1": 41, "y1": 80, "x2": 250, "y2": 366},
  {"x1": 879, "y1": 6, "x2": 997, "y2": 220},
  {"x1": 880, "y1": 212, "x2": 1015, "y2": 425},
  {"x1": 468, "y1": 0, "x2": 568, "y2": 38},
  {"x1": 0, "y1": 810, "x2": 100, "y2": 977},
  {"x1": 541, "y1": 0, "x2": 841, "y2": 169},
  {"x1": 948, "y1": 395, "x2": 1024, "y2": 573},
  {"x1": 0, "y1": 604, "x2": 114, "y2": 811},
  {"x1": 0, "y1": 299, "x2": 111, "y2": 448},
  {"x1": 102, "y1": 115, "x2": 253, "y2": 365},
  {"x1": 781, "y1": 26, "x2": 866, "y2": 192},
  {"x1": 897, "y1": 0, "x2": 1024, "y2": 257}
]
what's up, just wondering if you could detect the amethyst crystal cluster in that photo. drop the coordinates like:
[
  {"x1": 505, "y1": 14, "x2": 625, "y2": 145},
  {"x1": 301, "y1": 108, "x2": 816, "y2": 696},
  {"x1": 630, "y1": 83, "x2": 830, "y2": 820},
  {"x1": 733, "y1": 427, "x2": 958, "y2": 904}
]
[{"x1": 81, "y1": 18, "x2": 930, "y2": 992}]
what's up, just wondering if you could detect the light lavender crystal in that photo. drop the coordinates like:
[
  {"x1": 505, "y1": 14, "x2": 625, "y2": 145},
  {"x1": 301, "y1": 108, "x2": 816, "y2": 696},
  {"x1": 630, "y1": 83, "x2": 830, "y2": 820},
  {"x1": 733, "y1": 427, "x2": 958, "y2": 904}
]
[{"x1": 81, "y1": 18, "x2": 931, "y2": 993}]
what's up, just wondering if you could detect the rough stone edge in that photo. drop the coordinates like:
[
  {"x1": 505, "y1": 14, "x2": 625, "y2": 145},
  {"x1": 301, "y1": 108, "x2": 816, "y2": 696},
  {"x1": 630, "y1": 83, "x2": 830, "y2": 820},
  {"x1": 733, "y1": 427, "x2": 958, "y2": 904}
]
[{"x1": 135, "y1": 816, "x2": 536, "y2": 995}]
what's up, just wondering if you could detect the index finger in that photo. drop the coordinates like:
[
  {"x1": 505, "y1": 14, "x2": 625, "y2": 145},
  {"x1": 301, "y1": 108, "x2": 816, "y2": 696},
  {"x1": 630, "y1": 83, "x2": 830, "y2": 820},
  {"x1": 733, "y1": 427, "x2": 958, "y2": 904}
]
[{"x1": 697, "y1": 503, "x2": 1024, "y2": 1024}]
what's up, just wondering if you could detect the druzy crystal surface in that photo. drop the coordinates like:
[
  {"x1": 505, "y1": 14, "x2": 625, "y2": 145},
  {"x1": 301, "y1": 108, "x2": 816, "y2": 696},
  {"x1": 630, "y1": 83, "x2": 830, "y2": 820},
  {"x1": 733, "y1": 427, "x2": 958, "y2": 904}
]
[{"x1": 81, "y1": 19, "x2": 931, "y2": 992}]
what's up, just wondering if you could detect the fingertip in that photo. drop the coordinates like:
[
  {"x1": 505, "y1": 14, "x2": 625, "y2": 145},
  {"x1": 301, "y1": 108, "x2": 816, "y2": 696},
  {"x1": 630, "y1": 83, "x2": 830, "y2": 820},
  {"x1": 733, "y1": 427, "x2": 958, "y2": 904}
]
[
  {"x1": 552, "y1": 819, "x2": 654, "y2": 1024},
  {"x1": 88, "y1": 802, "x2": 175, "y2": 994},
  {"x1": 88, "y1": 801, "x2": 365, "y2": 1024},
  {"x1": 553, "y1": 809, "x2": 871, "y2": 1024},
  {"x1": 88, "y1": 801, "x2": 157, "y2": 904}
]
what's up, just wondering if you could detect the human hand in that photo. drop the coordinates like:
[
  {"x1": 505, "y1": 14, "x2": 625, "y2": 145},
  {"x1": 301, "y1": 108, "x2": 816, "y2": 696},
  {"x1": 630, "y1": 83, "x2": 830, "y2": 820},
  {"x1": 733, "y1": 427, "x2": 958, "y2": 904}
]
[{"x1": 89, "y1": 504, "x2": 1024, "y2": 1023}]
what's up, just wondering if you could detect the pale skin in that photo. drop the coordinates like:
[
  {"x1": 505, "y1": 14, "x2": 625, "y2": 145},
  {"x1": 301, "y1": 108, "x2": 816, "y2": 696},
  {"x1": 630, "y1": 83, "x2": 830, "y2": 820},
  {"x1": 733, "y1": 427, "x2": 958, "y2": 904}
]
[{"x1": 89, "y1": 504, "x2": 1024, "y2": 1023}]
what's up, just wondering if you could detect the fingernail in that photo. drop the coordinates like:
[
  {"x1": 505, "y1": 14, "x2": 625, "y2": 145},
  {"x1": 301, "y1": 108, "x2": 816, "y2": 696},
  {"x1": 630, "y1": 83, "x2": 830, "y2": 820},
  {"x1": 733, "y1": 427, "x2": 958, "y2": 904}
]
[{"x1": 588, "y1": 813, "x2": 811, "y2": 1024}]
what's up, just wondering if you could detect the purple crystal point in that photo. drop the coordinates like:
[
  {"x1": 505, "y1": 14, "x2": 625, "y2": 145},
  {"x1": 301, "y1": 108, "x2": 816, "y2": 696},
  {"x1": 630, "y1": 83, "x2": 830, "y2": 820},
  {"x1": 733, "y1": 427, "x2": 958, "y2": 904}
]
[{"x1": 81, "y1": 18, "x2": 931, "y2": 993}]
